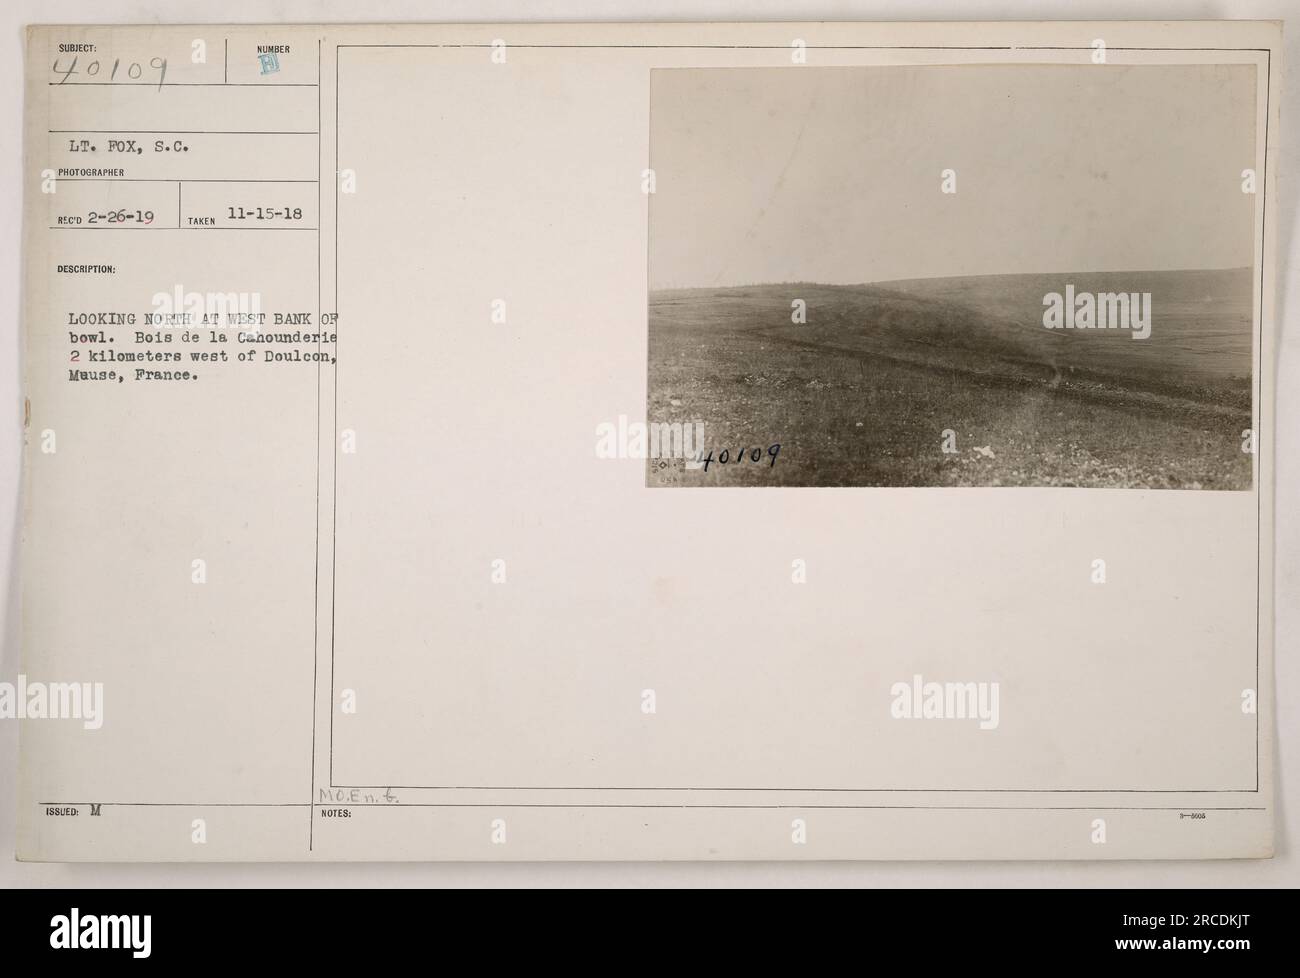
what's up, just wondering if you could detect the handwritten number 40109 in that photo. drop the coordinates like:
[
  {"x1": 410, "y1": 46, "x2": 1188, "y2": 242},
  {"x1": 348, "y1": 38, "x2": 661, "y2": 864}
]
[
  {"x1": 698, "y1": 444, "x2": 781, "y2": 473},
  {"x1": 52, "y1": 56, "x2": 168, "y2": 91}
]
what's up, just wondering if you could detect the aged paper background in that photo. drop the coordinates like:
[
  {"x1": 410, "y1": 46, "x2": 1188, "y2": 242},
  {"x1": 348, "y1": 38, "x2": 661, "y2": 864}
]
[{"x1": 1, "y1": 1, "x2": 1296, "y2": 883}]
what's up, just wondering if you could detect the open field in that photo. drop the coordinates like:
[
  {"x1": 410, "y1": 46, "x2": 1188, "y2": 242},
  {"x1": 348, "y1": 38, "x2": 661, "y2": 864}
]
[{"x1": 646, "y1": 270, "x2": 1253, "y2": 488}]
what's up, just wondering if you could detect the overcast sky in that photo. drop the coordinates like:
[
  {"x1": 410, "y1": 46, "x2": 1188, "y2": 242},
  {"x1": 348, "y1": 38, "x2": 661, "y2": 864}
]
[{"x1": 649, "y1": 64, "x2": 1257, "y2": 290}]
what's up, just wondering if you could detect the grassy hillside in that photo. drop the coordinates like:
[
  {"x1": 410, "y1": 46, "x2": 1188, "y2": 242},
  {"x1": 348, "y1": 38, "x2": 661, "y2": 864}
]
[{"x1": 646, "y1": 270, "x2": 1253, "y2": 488}]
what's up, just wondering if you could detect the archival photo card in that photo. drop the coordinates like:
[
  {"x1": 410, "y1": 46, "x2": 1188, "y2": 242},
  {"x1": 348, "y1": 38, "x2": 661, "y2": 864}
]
[
  {"x1": 647, "y1": 64, "x2": 1257, "y2": 488},
  {"x1": 16, "y1": 20, "x2": 1277, "y2": 863}
]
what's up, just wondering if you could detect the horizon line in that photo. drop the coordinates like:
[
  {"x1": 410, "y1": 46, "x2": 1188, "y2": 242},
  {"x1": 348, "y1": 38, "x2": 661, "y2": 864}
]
[{"x1": 648, "y1": 265, "x2": 1254, "y2": 293}]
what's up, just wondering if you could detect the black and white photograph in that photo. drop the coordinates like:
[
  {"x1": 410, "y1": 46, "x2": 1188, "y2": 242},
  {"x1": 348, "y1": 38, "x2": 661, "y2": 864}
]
[{"x1": 647, "y1": 65, "x2": 1258, "y2": 488}]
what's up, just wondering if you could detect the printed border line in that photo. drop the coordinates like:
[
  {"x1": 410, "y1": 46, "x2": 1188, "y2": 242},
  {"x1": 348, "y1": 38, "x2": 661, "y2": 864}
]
[
  {"x1": 336, "y1": 45, "x2": 1271, "y2": 52},
  {"x1": 49, "y1": 130, "x2": 320, "y2": 134},
  {"x1": 329, "y1": 785, "x2": 1259, "y2": 794},
  {"x1": 310, "y1": 35, "x2": 323, "y2": 851},
  {"x1": 37, "y1": 801, "x2": 1268, "y2": 812},
  {"x1": 48, "y1": 82, "x2": 318, "y2": 87},
  {"x1": 1255, "y1": 50, "x2": 1269, "y2": 793},
  {"x1": 323, "y1": 42, "x2": 1268, "y2": 800}
]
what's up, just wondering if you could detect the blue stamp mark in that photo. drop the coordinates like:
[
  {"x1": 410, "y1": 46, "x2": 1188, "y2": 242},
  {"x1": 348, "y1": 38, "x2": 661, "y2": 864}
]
[{"x1": 258, "y1": 52, "x2": 280, "y2": 75}]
